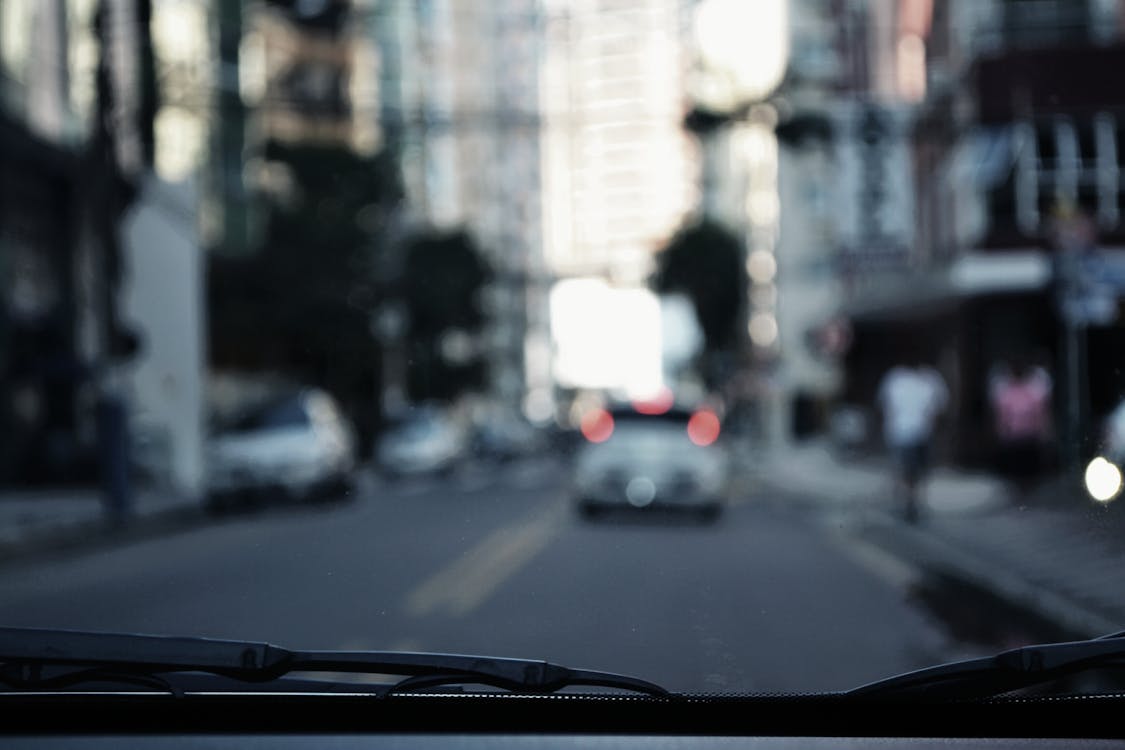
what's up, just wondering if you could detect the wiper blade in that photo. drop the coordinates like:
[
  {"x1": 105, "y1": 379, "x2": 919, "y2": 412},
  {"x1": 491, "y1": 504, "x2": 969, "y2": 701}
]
[
  {"x1": 848, "y1": 632, "x2": 1125, "y2": 700},
  {"x1": 0, "y1": 627, "x2": 668, "y2": 697}
]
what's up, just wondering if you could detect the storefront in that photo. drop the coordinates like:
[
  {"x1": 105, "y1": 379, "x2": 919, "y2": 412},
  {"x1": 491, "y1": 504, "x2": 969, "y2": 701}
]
[
  {"x1": 839, "y1": 252, "x2": 1071, "y2": 469},
  {"x1": 0, "y1": 114, "x2": 90, "y2": 485}
]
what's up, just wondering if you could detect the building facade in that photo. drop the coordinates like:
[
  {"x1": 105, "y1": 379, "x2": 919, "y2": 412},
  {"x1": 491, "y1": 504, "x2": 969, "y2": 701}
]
[
  {"x1": 0, "y1": 0, "x2": 156, "y2": 486},
  {"x1": 908, "y1": 0, "x2": 1125, "y2": 466}
]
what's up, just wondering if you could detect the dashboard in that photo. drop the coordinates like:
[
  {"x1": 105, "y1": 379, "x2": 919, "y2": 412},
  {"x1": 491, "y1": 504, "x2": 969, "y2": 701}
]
[
  {"x1": 3, "y1": 692, "x2": 1125, "y2": 748},
  {"x1": 5, "y1": 739, "x2": 1125, "y2": 749}
]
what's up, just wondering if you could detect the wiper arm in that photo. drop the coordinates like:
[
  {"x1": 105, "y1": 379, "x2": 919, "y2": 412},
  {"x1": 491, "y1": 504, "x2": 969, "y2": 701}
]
[
  {"x1": 0, "y1": 627, "x2": 668, "y2": 697},
  {"x1": 848, "y1": 632, "x2": 1125, "y2": 700}
]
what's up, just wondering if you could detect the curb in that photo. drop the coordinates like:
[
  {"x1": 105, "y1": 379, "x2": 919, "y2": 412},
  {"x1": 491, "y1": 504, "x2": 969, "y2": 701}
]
[
  {"x1": 858, "y1": 511, "x2": 1121, "y2": 640},
  {"x1": 751, "y1": 464, "x2": 1121, "y2": 641},
  {"x1": 0, "y1": 501, "x2": 206, "y2": 568}
]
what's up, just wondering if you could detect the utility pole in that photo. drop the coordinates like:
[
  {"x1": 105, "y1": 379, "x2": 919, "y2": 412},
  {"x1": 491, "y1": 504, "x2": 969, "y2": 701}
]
[
  {"x1": 1052, "y1": 207, "x2": 1098, "y2": 472},
  {"x1": 135, "y1": 0, "x2": 158, "y2": 169},
  {"x1": 91, "y1": 0, "x2": 135, "y2": 523},
  {"x1": 215, "y1": 0, "x2": 249, "y2": 255}
]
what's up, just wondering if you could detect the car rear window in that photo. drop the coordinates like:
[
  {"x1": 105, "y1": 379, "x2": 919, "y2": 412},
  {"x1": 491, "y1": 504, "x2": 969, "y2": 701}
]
[
  {"x1": 228, "y1": 397, "x2": 310, "y2": 433},
  {"x1": 608, "y1": 408, "x2": 693, "y2": 424}
]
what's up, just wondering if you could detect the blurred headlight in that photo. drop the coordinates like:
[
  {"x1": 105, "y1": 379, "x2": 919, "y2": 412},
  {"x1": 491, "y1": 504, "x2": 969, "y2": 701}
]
[{"x1": 1084, "y1": 456, "x2": 1122, "y2": 503}]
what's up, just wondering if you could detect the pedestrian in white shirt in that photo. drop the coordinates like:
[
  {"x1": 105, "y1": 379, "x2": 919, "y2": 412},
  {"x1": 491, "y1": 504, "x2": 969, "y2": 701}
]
[{"x1": 877, "y1": 360, "x2": 949, "y2": 523}]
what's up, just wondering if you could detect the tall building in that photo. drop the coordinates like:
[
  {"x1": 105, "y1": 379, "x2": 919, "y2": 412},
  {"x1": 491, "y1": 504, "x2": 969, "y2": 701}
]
[
  {"x1": 0, "y1": 0, "x2": 155, "y2": 485},
  {"x1": 377, "y1": 0, "x2": 547, "y2": 414},
  {"x1": 150, "y1": 0, "x2": 213, "y2": 184},
  {"x1": 680, "y1": 0, "x2": 788, "y2": 440},
  {"x1": 375, "y1": 0, "x2": 699, "y2": 416},
  {"x1": 772, "y1": 0, "x2": 928, "y2": 445},
  {"x1": 540, "y1": 0, "x2": 697, "y2": 283},
  {"x1": 245, "y1": 0, "x2": 379, "y2": 153}
]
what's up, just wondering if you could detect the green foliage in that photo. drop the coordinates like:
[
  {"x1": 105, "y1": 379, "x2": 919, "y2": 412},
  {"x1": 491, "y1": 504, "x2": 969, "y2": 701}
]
[
  {"x1": 208, "y1": 140, "x2": 402, "y2": 449},
  {"x1": 403, "y1": 230, "x2": 490, "y2": 336},
  {"x1": 400, "y1": 230, "x2": 491, "y2": 401},
  {"x1": 653, "y1": 218, "x2": 746, "y2": 355}
]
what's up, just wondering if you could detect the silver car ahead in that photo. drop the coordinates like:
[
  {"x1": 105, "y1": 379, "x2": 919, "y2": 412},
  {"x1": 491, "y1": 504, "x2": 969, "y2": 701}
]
[{"x1": 572, "y1": 404, "x2": 730, "y2": 519}]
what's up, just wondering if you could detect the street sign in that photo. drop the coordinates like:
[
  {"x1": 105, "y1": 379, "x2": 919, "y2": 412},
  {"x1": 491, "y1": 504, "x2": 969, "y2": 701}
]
[
  {"x1": 1061, "y1": 289, "x2": 1117, "y2": 326},
  {"x1": 1055, "y1": 249, "x2": 1124, "y2": 326},
  {"x1": 1080, "y1": 253, "x2": 1125, "y2": 291}
]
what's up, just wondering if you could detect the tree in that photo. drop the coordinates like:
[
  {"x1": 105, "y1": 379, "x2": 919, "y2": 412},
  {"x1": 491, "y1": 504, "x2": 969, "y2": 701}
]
[
  {"x1": 653, "y1": 219, "x2": 747, "y2": 386},
  {"x1": 208, "y1": 140, "x2": 402, "y2": 451},
  {"x1": 401, "y1": 230, "x2": 491, "y2": 402}
]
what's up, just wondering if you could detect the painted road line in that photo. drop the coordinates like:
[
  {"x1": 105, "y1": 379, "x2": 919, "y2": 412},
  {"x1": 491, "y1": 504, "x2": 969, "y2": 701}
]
[
  {"x1": 830, "y1": 528, "x2": 922, "y2": 591},
  {"x1": 405, "y1": 503, "x2": 565, "y2": 618},
  {"x1": 455, "y1": 468, "x2": 494, "y2": 493}
]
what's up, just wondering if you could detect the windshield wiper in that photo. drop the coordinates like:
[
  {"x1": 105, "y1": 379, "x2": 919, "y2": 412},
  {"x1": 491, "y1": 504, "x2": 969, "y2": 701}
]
[
  {"x1": 848, "y1": 631, "x2": 1125, "y2": 700},
  {"x1": 0, "y1": 627, "x2": 667, "y2": 697}
]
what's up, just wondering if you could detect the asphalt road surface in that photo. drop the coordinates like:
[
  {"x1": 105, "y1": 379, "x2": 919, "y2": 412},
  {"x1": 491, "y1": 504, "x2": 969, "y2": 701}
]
[{"x1": 0, "y1": 456, "x2": 967, "y2": 693}]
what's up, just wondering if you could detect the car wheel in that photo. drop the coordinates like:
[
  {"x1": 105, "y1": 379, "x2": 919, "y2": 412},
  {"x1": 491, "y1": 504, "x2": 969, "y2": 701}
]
[
  {"x1": 696, "y1": 502, "x2": 723, "y2": 523},
  {"x1": 327, "y1": 473, "x2": 356, "y2": 502},
  {"x1": 204, "y1": 494, "x2": 228, "y2": 515},
  {"x1": 576, "y1": 498, "x2": 605, "y2": 520}
]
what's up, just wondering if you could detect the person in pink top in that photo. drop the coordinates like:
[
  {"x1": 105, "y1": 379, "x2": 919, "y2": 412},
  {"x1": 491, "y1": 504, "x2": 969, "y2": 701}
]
[{"x1": 989, "y1": 356, "x2": 1053, "y2": 496}]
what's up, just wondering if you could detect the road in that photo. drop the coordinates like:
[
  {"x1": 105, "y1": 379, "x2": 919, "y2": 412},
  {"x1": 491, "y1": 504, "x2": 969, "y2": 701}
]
[{"x1": 0, "y1": 457, "x2": 966, "y2": 694}]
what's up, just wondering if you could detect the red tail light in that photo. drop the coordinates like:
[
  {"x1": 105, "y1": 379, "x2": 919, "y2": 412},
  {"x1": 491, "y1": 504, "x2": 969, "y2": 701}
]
[
  {"x1": 687, "y1": 410, "x2": 720, "y2": 446},
  {"x1": 581, "y1": 408, "x2": 615, "y2": 443}
]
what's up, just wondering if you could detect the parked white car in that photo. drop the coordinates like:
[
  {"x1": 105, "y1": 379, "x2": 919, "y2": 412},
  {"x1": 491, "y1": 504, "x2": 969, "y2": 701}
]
[{"x1": 206, "y1": 388, "x2": 356, "y2": 510}]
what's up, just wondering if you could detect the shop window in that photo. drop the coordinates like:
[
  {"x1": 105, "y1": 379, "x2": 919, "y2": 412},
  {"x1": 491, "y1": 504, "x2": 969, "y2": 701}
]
[{"x1": 1035, "y1": 121, "x2": 1057, "y2": 172}]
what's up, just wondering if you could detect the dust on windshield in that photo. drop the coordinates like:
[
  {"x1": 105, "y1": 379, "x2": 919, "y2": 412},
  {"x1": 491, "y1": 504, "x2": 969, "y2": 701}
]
[{"x1": 2, "y1": 0, "x2": 1125, "y2": 695}]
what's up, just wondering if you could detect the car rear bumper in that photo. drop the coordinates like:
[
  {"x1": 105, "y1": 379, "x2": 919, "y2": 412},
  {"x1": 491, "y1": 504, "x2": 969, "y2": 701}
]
[{"x1": 575, "y1": 475, "x2": 723, "y2": 508}]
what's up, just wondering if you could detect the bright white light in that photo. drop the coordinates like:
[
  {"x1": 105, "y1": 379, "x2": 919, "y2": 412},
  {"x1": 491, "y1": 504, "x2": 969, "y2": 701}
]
[
  {"x1": 747, "y1": 250, "x2": 777, "y2": 284},
  {"x1": 896, "y1": 33, "x2": 927, "y2": 102},
  {"x1": 1084, "y1": 457, "x2": 1122, "y2": 503},
  {"x1": 239, "y1": 30, "x2": 267, "y2": 104},
  {"x1": 154, "y1": 108, "x2": 206, "y2": 181},
  {"x1": 550, "y1": 279, "x2": 663, "y2": 395},
  {"x1": 748, "y1": 313, "x2": 778, "y2": 347},
  {"x1": 693, "y1": 0, "x2": 788, "y2": 109},
  {"x1": 748, "y1": 190, "x2": 781, "y2": 227}
]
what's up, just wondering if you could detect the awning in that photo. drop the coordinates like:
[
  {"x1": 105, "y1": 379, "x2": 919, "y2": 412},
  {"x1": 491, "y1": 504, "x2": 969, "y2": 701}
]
[
  {"x1": 950, "y1": 251, "x2": 1053, "y2": 293},
  {"x1": 843, "y1": 251, "x2": 1053, "y2": 323}
]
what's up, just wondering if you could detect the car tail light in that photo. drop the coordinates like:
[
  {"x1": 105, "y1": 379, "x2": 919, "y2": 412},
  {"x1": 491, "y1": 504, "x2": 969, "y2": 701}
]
[
  {"x1": 580, "y1": 408, "x2": 614, "y2": 443},
  {"x1": 687, "y1": 409, "x2": 720, "y2": 447}
]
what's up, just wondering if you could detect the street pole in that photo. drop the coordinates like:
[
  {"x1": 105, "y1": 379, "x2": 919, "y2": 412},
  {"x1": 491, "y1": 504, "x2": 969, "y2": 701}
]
[
  {"x1": 215, "y1": 0, "x2": 248, "y2": 255},
  {"x1": 1053, "y1": 210, "x2": 1096, "y2": 472}
]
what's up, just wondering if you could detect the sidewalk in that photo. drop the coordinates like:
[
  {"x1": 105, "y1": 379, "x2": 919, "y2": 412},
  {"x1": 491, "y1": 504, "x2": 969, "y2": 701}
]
[
  {"x1": 754, "y1": 440, "x2": 1125, "y2": 638},
  {"x1": 0, "y1": 485, "x2": 202, "y2": 562}
]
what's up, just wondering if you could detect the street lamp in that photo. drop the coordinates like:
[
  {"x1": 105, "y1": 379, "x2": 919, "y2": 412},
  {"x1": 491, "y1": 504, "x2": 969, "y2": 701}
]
[{"x1": 690, "y1": 0, "x2": 788, "y2": 114}]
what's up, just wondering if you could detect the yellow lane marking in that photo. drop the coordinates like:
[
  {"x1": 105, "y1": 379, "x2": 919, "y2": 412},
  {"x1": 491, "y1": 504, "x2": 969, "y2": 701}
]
[{"x1": 405, "y1": 504, "x2": 564, "y2": 618}]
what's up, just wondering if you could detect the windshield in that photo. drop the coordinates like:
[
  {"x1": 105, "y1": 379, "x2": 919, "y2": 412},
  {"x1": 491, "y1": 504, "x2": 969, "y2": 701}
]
[
  {"x1": 225, "y1": 396, "x2": 310, "y2": 433},
  {"x1": 3, "y1": 0, "x2": 1125, "y2": 697}
]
